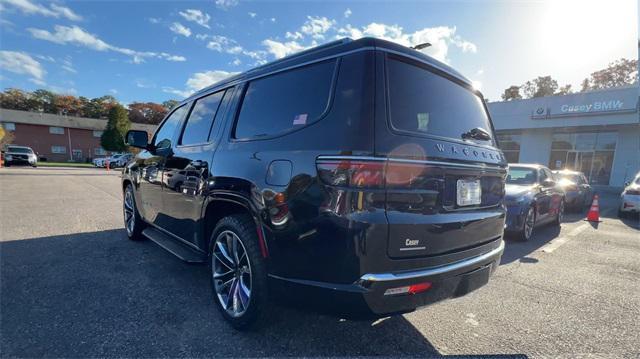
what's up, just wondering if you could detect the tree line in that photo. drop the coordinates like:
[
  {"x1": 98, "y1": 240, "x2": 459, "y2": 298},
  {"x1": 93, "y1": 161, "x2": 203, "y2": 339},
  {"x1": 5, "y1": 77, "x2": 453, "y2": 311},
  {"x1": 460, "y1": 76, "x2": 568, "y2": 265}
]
[
  {"x1": 501, "y1": 58, "x2": 637, "y2": 101},
  {"x1": 0, "y1": 88, "x2": 180, "y2": 125}
]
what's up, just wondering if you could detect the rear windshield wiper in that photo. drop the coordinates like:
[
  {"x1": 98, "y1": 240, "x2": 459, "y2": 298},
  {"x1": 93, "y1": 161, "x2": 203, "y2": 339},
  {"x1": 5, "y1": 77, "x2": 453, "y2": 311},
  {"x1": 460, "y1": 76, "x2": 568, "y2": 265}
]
[{"x1": 461, "y1": 127, "x2": 492, "y2": 141}]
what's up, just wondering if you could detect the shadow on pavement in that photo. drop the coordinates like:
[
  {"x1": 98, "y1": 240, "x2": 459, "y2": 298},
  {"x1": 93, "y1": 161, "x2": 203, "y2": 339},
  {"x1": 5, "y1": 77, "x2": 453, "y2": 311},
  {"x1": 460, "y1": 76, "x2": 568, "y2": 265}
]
[
  {"x1": 500, "y1": 225, "x2": 560, "y2": 265},
  {"x1": 0, "y1": 229, "x2": 453, "y2": 357}
]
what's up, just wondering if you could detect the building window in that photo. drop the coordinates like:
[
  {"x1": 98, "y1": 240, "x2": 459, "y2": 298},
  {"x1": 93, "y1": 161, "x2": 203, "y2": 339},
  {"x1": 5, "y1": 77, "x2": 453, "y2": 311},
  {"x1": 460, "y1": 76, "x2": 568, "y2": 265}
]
[
  {"x1": 49, "y1": 126, "x2": 65, "y2": 135},
  {"x1": 548, "y1": 132, "x2": 617, "y2": 185},
  {"x1": 51, "y1": 145, "x2": 67, "y2": 154},
  {"x1": 94, "y1": 148, "x2": 106, "y2": 156},
  {"x1": 2, "y1": 122, "x2": 16, "y2": 131},
  {"x1": 497, "y1": 133, "x2": 521, "y2": 163},
  {"x1": 93, "y1": 130, "x2": 104, "y2": 138}
]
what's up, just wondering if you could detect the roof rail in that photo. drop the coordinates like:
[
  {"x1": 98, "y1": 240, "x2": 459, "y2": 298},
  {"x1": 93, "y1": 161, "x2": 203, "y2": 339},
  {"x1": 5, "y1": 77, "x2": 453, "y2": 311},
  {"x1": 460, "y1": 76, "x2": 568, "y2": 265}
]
[{"x1": 191, "y1": 38, "x2": 353, "y2": 98}]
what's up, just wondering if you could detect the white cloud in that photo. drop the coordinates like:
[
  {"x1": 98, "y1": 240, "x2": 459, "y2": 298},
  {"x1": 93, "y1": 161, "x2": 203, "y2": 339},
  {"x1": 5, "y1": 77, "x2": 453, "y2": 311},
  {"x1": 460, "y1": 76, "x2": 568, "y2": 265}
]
[
  {"x1": 163, "y1": 70, "x2": 239, "y2": 98},
  {"x1": 344, "y1": 8, "x2": 352, "y2": 18},
  {"x1": 148, "y1": 17, "x2": 161, "y2": 24},
  {"x1": 262, "y1": 39, "x2": 307, "y2": 59},
  {"x1": 285, "y1": 31, "x2": 303, "y2": 40},
  {"x1": 0, "y1": 50, "x2": 46, "y2": 80},
  {"x1": 170, "y1": 22, "x2": 191, "y2": 37},
  {"x1": 337, "y1": 23, "x2": 477, "y2": 63},
  {"x1": 204, "y1": 35, "x2": 267, "y2": 61},
  {"x1": 248, "y1": 12, "x2": 257, "y2": 18},
  {"x1": 49, "y1": 3, "x2": 82, "y2": 21},
  {"x1": 230, "y1": 58, "x2": 241, "y2": 66},
  {"x1": 109, "y1": 88, "x2": 118, "y2": 94},
  {"x1": 215, "y1": 0, "x2": 238, "y2": 10},
  {"x1": 28, "y1": 25, "x2": 186, "y2": 63},
  {"x1": 270, "y1": 17, "x2": 276, "y2": 22},
  {"x1": 164, "y1": 54, "x2": 186, "y2": 62},
  {"x1": 179, "y1": 9, "x2": 210, "y2": 29},
  {"x1": 300, "y1": 16, "x2": 334, "y2": 39},
  {"x1": 2, "y1": 0, "x2": 82, "y2": 21},
  {"x1": 29, "y1": 78, "x2": 47, "y2": 86}
]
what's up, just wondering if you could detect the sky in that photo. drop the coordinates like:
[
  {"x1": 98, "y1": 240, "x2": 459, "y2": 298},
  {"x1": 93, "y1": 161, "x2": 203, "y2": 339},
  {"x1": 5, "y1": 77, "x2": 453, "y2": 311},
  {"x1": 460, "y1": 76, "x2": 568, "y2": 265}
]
[{"x1": 0, "y1": 0, "x2": 637, "y2": 104}]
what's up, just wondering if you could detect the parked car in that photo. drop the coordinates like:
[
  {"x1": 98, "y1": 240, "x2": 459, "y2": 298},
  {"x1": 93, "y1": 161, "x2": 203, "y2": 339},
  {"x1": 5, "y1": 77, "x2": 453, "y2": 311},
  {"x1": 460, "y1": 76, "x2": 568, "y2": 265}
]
[
  {"x1": 109, "y1": 153, "x2": 132, "y2": 168},
  {"x1": 121, "y1": 37, "x2": 507, "y2": 329},
  {"x1": 505, "y1": 164, "x2": 565, "y2": 240},
  {"x1": 2, "y1": 145, "x2": 37, "y2": 167},
  {"x1": 618, "y1": 172, "x2": 640, "y2": 217},
  {"x1": 552, "y1": 169, "x2": 593, "y2": 210},
  {"x1": 93, "y1": 157, "x2": 108, "y2": 167}
]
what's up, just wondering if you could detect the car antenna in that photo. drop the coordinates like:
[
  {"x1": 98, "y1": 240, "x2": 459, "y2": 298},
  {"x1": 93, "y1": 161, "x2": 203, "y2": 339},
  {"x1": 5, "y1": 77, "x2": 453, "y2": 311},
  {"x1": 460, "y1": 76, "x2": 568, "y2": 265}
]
[{"x1": 411, "y1": 42, "x2": 431, "y2": 50}]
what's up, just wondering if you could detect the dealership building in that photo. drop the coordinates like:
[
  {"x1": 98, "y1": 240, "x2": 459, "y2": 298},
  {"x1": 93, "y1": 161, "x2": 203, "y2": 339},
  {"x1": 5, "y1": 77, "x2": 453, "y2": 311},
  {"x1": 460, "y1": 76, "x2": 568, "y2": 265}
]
[
  {"x1": 488, "y1": 85, "x2": 640, "y2": 187},
  {"x1": 0, "y1": 108, "x2": 156, "y2": 162}
]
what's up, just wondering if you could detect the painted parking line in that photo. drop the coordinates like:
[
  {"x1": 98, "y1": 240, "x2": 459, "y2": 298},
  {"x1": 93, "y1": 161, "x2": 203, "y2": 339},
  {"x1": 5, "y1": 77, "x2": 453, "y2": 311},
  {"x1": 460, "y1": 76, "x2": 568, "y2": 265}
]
[{"x1": 541, "y1": 207, "x2": 617, "y2": 254}]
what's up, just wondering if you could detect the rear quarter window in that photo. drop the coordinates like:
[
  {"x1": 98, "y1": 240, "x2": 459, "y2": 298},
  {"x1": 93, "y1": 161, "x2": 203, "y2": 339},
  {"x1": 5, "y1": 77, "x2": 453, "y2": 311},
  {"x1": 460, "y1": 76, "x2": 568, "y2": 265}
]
[
  {"x1": 233, "y1": 59, "x2": 337, "y2": 140},
  {"x1": 386, "y1": 55, "x2": 494, "y2": 145}
]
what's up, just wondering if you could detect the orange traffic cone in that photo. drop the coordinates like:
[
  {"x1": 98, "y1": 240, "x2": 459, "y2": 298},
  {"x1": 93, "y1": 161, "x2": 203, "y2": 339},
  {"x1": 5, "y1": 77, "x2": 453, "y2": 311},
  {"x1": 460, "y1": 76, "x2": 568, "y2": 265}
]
[{"x1": 585, "y1": 194, "x2": 602, "y2": 223}]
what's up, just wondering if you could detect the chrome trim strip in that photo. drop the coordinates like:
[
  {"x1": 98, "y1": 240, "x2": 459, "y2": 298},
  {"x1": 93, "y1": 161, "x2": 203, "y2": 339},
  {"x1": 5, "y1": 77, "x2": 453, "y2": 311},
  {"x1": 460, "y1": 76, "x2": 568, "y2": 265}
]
[
  {"x1": 359, "y1": 240, "x2": 504, "y2": 283},
  {"x1": 316, "y1": 155, "x2": 506, "y2": 171}
]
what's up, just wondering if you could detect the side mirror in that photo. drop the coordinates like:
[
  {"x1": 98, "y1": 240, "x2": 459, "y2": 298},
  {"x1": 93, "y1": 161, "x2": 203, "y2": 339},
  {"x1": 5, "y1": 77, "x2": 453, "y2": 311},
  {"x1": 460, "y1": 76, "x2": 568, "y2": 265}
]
[
  {"x1": 542, "y1": 179, "x2": 555, "y2": 187},
  {"x1": 126, "y1": 130, "x2": 149, "y2": 149},
  {"x1": 624, "y1": 181, "x2": 630, "y2": 187}
]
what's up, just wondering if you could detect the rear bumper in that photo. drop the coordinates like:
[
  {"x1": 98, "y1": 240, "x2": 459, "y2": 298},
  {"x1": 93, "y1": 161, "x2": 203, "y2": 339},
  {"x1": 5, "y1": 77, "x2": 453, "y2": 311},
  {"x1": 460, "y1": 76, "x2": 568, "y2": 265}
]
[
  {"x1": 270, "y1": 240, "x2": 504, "y2": 316},
  {"x1": 620, "y1": 195, "x2": 640, "y2": 213}
]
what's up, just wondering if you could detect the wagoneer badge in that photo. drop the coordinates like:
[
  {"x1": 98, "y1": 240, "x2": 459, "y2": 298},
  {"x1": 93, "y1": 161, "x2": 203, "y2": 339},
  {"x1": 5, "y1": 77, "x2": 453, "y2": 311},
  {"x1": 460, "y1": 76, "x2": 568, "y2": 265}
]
[{"x1": 434, "y1": 143, "x2": 503, "y2": 161}]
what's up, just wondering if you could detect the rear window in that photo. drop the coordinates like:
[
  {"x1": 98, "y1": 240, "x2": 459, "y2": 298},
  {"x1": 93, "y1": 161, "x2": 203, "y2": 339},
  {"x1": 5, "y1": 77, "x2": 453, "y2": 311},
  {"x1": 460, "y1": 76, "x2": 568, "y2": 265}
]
[
  {"x1": 234, "y1": 59, "x2": 336, "y2": 139},
  {"x1": 8, "y1": 147, "x2": 33, "y2": 154},
  {"x1": 507, "y1": 167, "x2": 537, "y2": 185},
  {"x1": 387, "y1": 56, "x2": 493, "y2": 145}
]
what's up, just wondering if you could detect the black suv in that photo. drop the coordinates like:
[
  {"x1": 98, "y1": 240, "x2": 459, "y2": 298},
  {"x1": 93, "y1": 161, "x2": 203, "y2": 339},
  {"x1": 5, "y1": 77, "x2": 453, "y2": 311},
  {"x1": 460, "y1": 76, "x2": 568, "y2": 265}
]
[{"x1": 122, "y1": 37, "x2": 507, "y2": 329}]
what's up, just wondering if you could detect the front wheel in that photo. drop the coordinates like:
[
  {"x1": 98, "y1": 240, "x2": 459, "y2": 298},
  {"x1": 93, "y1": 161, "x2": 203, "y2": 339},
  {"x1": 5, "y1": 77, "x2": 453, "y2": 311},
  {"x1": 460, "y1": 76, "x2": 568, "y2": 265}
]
[
  {"x1": 519, "y1": 206, "x2": 536, "y2": 241},
  {"x1": 209, "y1": 215, "x2": 268, "y2": 330}
]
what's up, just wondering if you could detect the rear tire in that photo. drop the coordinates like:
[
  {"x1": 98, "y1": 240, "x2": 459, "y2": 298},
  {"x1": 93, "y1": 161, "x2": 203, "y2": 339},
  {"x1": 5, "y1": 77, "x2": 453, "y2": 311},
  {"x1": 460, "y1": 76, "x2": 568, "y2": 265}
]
[
  {"x1": 123, "y1": 184, "x2": 145, "y2": 240},
  {"x1": 209, "y1": 215, "x2": 268, "y2": 330},
  {"x1": 553, "y1": 199, "x2": 564, "y2": 226},
  {"x1": 519, "y1": 206, "x2": 536, "y2": 241}
]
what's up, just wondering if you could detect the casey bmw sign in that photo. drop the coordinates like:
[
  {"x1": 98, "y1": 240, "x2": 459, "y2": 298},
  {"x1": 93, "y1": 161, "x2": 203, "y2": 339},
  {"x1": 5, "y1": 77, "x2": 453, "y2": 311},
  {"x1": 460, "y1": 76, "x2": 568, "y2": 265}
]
[{"x1": 560, "y1": 100, "x2": 624, "y2": 113}]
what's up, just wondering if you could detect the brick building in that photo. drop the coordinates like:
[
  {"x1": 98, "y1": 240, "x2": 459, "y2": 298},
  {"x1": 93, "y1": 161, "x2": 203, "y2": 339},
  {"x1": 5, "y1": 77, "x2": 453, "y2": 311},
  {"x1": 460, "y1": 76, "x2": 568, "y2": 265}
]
[{"x1": 0, "y1": 108, "x2": 156, "y2": 162}]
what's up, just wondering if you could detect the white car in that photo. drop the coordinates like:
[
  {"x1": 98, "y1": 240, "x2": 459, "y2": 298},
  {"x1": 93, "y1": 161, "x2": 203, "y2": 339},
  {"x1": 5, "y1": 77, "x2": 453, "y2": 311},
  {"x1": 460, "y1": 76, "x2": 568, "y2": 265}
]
[
  {"x1": 93, "y1": 157, "x2": 108, "y2": 167},
  {"x1": 93, "y1": 153, "x2": 131, "y2": 168},
  {"x1": 619, "y1": 172, "x2": 640, "y2": 217}
]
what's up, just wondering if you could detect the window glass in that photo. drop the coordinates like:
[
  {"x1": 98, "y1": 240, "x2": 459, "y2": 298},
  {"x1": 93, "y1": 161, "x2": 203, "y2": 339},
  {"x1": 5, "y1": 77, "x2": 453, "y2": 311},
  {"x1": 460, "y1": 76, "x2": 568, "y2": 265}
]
[
  {"x1": 551, "y1": 134, "x2": 573, "y2": 150},
  {"x1": 506, "y1": 167, "x2": 537, "y2": 185},
  {"x1": 93, "y1": 130, "x2": 103, "y2": 138},
  {"x1": 8, "y1": 147, "x2": 33, "y2": 154},
  {"x1": 153, "y1": 105, "x2": 187, "y2": 149},
  {"x1": 49, "y1": 126, "x2": 64, "y2": 135},
  {"x1": 575, "y1": 133, "x2": 596, "y2": 150},
  {"x1": 538, "y1": 169, "x2": 548, "y2": 182},
  {"x1": 181, "y1": 90, "x2": 226, "y2": 145},
  {"x1": 387, "y1": 56, "x2": 493, "y2": 145},
  {"x1": 234, "y1": 60, "x2": 336, "y2": 139},
  {"x1": 51, "y1": 145, "x2": 66, "y2": 154},
  {"x1": 3, "y1": 122, "x2": 16, "y2": 131},
  {"x1": 595, "y1": 132, "x2": 617, "y2": 150}
]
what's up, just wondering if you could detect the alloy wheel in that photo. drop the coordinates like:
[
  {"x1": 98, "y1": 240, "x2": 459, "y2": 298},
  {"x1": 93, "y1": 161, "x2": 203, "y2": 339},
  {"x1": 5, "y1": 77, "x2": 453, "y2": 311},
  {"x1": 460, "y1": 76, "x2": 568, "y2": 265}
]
[
  {"x1": 524, "y1": 207, "x2": 535, "y2": 240},
  {"x1": 123, "y1": 188, "x2": 135, "y2": 236},
  {"x1": 212, "y1": 230, "x2": 252, "y2": 318}
]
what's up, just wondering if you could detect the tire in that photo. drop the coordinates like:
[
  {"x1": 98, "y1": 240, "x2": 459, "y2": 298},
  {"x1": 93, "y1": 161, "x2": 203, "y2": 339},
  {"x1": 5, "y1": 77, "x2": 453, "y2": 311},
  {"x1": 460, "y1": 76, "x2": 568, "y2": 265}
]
[
  {"x1": 209, "y1": 214, "x2": 268, "y2": 330},
  {"x1": 519, "y1": 206, "x2": 536, "y2": 241},
  {"x1": 553, "y1": 199, "x2": 565, "y2": 226},
  {"x1": 123, "y1": 184, "x2": 146, "y2": 240}
]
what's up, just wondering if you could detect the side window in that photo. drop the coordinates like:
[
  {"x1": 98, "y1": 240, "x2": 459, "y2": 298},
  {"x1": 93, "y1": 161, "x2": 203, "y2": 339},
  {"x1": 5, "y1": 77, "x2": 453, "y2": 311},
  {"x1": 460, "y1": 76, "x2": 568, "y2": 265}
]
[
  {"x1": 538, "y1": 169, "x2": 548, "y2": 183},
  {"x1": 234, "y1": 59, "x2": 336, "y2": 139},
  {"x1": 153, "y1": 105, "x2": 187, "y2": 150},
  {"x1": 180, "y1": 90, "x2": 226, "y2": 145}
]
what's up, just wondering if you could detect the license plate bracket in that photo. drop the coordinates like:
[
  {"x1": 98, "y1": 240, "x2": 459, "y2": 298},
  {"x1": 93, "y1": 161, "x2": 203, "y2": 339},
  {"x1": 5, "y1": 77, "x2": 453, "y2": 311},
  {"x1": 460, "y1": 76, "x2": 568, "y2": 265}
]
[{"x1": 456, "y1": 178, "x2": 481, "y2": 206}]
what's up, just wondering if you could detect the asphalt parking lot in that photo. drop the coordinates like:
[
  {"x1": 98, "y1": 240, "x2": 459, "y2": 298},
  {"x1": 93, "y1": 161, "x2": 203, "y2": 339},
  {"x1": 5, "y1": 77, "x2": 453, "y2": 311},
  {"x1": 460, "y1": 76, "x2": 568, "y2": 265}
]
[{"x1": 1, "y1": 166, "x2": 639, "y2": 358}]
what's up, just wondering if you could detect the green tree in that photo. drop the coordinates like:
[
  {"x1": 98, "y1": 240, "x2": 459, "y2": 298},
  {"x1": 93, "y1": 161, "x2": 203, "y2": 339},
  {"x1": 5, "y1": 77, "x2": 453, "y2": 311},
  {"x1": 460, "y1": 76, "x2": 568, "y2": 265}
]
[
  {"x1": 581, "y1": 58, "x2": 638, "y2": 91},
  {"x1": 501, "y1": 85, "x2": 522, "y2": 101},
  {"x1": 556, "y1": 84, "x2": 573, "y2": 96},
  {"x1": 522, "y1": 76, "x2": 558, "y2": 98},
  {"x1": 162, "y1": 99, "x2": 180, "y2": 111},
  {"x1": 0, "y1": 88, "x2": 30, "y2": 111},
  {"x1": 100, "y1": 104, "x2": 131, "y2": 152},
  {"x1": 30, "y1": 89, "x2": 57, "y2": 113}
]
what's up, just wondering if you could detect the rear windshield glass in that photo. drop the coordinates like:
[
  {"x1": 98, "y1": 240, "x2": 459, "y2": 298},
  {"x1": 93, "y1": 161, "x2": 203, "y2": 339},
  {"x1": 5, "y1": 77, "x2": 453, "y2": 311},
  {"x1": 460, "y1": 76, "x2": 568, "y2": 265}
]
[
  {"x1": 507, "y1": 167, "x2": 537, "y2": 185},
  {"x1": 8, "y1": 147, "x2": 33, "y2": 154},
  {"x1": 387, "y1": 56, "x2": 493, "y2": 145}
]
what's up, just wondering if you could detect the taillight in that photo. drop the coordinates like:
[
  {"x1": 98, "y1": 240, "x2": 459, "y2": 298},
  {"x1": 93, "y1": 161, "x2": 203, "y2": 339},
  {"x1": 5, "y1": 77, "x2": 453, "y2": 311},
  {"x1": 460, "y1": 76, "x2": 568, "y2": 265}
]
[
  {"x1": 317, "y1": 160, "x2": 385, "y2": 188},
  {"x1": 625, "y1": 189, "x2": 640, "y2": 195}
]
